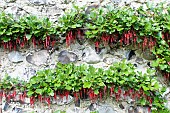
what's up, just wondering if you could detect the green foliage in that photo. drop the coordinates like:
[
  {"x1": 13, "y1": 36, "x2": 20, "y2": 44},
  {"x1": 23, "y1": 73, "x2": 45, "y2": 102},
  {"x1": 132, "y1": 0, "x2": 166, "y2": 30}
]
[
  {"x1": 152, "y1": 107, "x2": 170, "y2": 113},
  {"x1": 25, "y1": 61, "x2": 166, "y2": 109},
  {"x1": 0, "y1": 12, "x2": 57, "y2": 50},
  {"x1": 0, "y1": 74, "x2": 26, "y2": 92},
  {"x1": 57, "y1": 5, "x2": 86, "y2": 34},
  {"x1": 0, "y1": 61, "x2": 167, "y2": 110},
  {"x1": 53, "y1": 110, "x2": 66, "y2": 113},
  {"x1": 26, "y1": 69, "x2": 55, "y2": 97},
  {"x1": 0, "y1": 3, "x2": 169, "y2": 54},
  {"x1": 152, "y1": 40, "x2": 170, "y2": 73}
]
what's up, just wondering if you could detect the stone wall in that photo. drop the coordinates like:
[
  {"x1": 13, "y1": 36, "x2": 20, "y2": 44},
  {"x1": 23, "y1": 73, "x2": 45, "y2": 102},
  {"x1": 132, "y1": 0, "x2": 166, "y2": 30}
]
[
  {"x1": 0, "y1": 0, "x2": 170, "y2": 113},
  {"x1": 0, "y1": 40, "x2": 155, "y2": 113},
  {"x1": 0, "y1": 0, "x2": 169, "y2": 22}
]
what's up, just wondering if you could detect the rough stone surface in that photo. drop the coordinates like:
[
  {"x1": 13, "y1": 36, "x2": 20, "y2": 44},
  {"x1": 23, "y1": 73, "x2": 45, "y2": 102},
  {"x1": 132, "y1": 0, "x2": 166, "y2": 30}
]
[
  {"x1": 82, "y1": 46, "x2": 101, "y2": 64},
  {"x1": 8, "y1": 51, "x2": 24, "y2": 63},
  {"x1": 1, "y1": 0, "x2": 170, "y2": 112},
  {"x1": 1, "y1": 42, "x2": 158, "y2": 113},
  {"x1": 142, "y1": 49, "x2": 156, "y2": 60},
  {"x1": 26, "y1": 50, "x2": 49, "y2": 66},
  {"x1": 58, "y1": 50, "x2": 78, "y2": 64},
  {"x1": 1, "y1": 0, "x2": 168, "y2": 22}
]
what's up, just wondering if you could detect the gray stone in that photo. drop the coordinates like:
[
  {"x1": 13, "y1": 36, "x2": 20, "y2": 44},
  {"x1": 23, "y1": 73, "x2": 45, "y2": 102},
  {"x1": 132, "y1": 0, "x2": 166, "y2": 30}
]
[
  {"x1": 28, "y1": 0, "x2": 46, "y2": 5},
  {"x1": 135, "y1": 49, "x2": 142, "y2": 57},
  {"x1": 26, "y1": 50, "x2": 49, "y2": 66},
  {"x1": 12, "y1": 107, "x2": 22, "y2": 113},
  {"x1": 0, "y1": 1, "x2": 7, "y2": 8},
  {"x1": 163, "y1": 87, "x2": 170, "y2": 109},
  {"x1": 22, "y1": 6, "x2": 40, "y2": 15},
  {"x1": 111, "y1": 0, "x2": 121, "y2": 3},
  {"x1": 8, "y1": 51, "x2": 24, "y2": 63},
  {"x1": 113, "y1": 48, "x2": 127, "y2": 59},
  {"x1": 135, "y1": 106, "x2": 145, "y2": 113},
  {"x1": 28, "y1": 0, "x2": 56, "y2": 5},
  {"x1": 119, "y1": 102, "x2": 128, "y2": 110},
  {"x1": 4, "y1": 0, "x2": 17, "y2": 3},
  {"x1": 47, "y1": 6, "x2": 63, "y2": 16},
  {"x1": 56, "y1": 95, "x2": 74, "y2": 105},
  {"x1": 135, "y1": 57, "x2": 144, "y2": 64},
  {"x1": 142, "y1": 49, "x2": 156, "y2": 60},
  {"x1": 2, "y1": 102, "x2": 10, "y2": 111},
  {"x1": 4, "y1": 5, "x2": 18, "y2": 15},
  {"x1": 58, "y1": 50, "x2": 78, "y2": 64},
  {"x1": 103, "y1": 55, "x2": 121, "y2": 65},
  {"x1": 8, "y1": 66, "x2": 25, "y2": 80},
  {"x1": 98, "y1": 104, "x2": 117, "y2": 113},
  {"x1": 82, "y1": 47, "x2": 101, "y2": 64},
  {"x1": 127, "y1": 106, "x2": 135, "y2": 113},
  {"x1": 125, "y1": 50, "x2": 135, "y2": 60}
]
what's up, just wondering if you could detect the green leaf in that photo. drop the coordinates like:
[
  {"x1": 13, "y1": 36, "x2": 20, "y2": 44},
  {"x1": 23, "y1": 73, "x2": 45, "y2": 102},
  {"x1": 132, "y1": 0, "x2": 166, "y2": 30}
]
[
  {"x1": 26, "y1": 34, "x2": 32, "y2": 40},
  {"x1": 140, "y1": 98, "x2": 147, "y2": 105},
  {"x1": 35, "y1": 89, "x2": 43, "y2": 94},
  {"x1": 94, "y1": 89, "x2": 99, "y2": 94},
  {"x1": 48, "y1": 90, "x2": 54, "y2": 96},
  {"x1": 99, "y1": 82, "x2": 105, "y2": 86},
  {"x1": 142, "y1": 85, "x2": 149, "y2": 91},
  {"x1": 27, "y1": 91, "x2": 34, "y2": 97},
  {"x1": 83, "y1": 82, "x2": 92, "y2": 88},
  {"x1": 1, "y1": 37, "x2": 11, "y2": 42},
  {"x1": 97, "y1": 16, "x2": 104, "y2": 23},
  {"x1": 65, "y1": 85, "x2": 72, "y2": 90},
  {"x1": 30, "y1": 78, "x2": 37, "y2": 84}
]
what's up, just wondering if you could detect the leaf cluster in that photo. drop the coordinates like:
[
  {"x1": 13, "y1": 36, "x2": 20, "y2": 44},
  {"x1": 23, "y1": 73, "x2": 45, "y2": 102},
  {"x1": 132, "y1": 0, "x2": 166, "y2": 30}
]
[
  {"x1": 0, "y1": 12, "x2": 56, "y2": 44},
  {"x1": 0, "y1": 74, "x2": 27, "y2": 92},
  {"x1": 152, "y1": 40, "x2": 170, "y2": 73},
  {"x1": 25, "y1": 60, "x2": 166, "y2": 108}
]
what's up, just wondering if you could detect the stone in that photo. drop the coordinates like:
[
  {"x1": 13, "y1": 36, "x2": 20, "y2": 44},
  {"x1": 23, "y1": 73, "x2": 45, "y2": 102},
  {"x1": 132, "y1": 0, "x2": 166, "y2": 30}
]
[
  {"x1": 44, "y1": 109, "x2": 52, "y2": 113},
  {"x1": 135, "y1": 49, "x2": 143, "y2": 57},
  {"x1": 111, "y1": 0, "x2": 121, "y2": 3},
  {"x1": 127, "y1": 106, "x2": 135, "y2": 113},
  {"x1": 4, "y1": 0, "x2": 17, "y2": 3},
  {"x1": 5, "y1": 5, "x2": 18, "y2": 15},
  {"x1": 0, "y1": 0, "x2": 6, "y2": 8},
  {"x1": 28, "y1": 0, "x2": 56, "y2": 5},
  {"x1": 75, "y1": 98, "x2": 80, "y2": 107},
  {"x1": 130, "y1": 2, "x2": 142, "y2": 9},
  {"x1": 82, "y1": 46, "x2": 101, "y2": 64},
  {"x1": 2, "y1": 102, "x2": 10, "y2": 111},
  {"x1": 8, "y1": 51, "x2": 24, "y2": 63},
  {"x1": 47, "y1": 6, "x2": 63, "y2": 16},
  {"x1": 98, "y1": 104, "x2": 117, "y2": 113},
  {"x1": 8, "y1": 66, "x2": 25, "y2": 80},
  {"x1": 103, "y1": 55, "x2": 121, "y2": 65},
  {"x1": 23, "y1": 67, "x2": 37, "y2": 80},
  {"x1": 70, "y1": 42, "x2": 85, "y2": 60},
  {"x1": 125, "y1": 50, "x2": 135, "y2": 60},
  {"x1": 142, "y1": 49, "x2": 156, "y2": 60},
  {"x1": 135, "y1": 57, "x2": 144, "y2": 64},
  {"x1": 12, "y1": 107, "x2": 23, "y2": 113},
  {"x1": 163, "y1": 87, "x2": 170, "y2": 109},
  {"x1": 26, "y1": 50, "x2": 49, "y2": 66},
  {"x1": 88, "y1": 103, "x2": 97, "y2": 111},
  {"x1": 58, "y1": 50, "x2": 78, "y2": 64},
  {"x1": 56, "y1": 95, "x2": 74, "y2": 105},
  {"x1": 28, "y1": 0, "x2": 46, "y2": 5},
  {"x1": 119, "y1": 102, "x2": 128, "y2": 110},
  {"x1": 113, "y1": 48, "x2": 127, "y2": 59},
  {"x1": 136, "y1": 106, "x2": 144, "y2": 113},
  {"x1": 22, "y1": 6, "x2": 40, "y2": 15}
]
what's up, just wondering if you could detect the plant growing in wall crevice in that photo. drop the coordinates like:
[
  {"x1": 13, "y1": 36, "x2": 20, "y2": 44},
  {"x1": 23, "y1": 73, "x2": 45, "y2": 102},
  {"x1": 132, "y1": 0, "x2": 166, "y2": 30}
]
[
  {"x1": 152, "y1": 40, "x2": 170, "y2": 83},
  {"x1": 57, "y1": 5, "x2": 86, "y2": 47}
]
